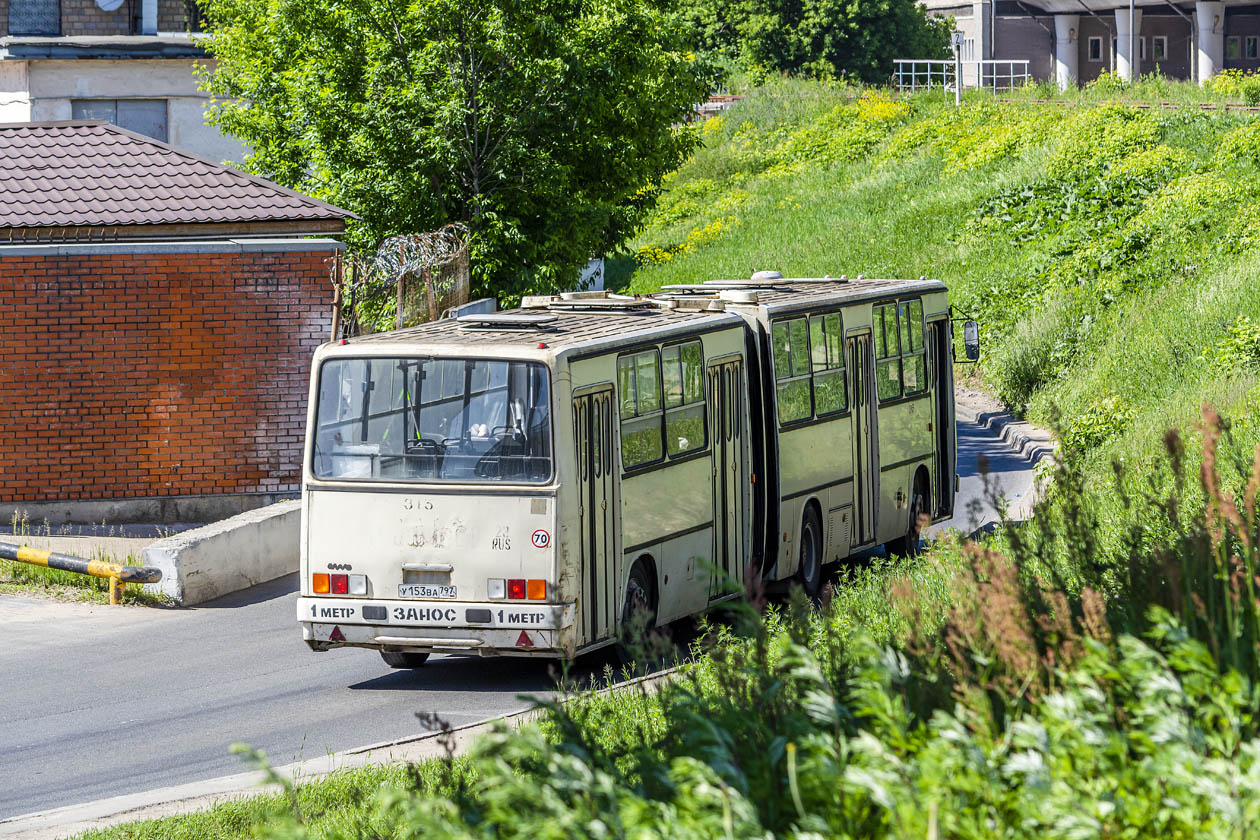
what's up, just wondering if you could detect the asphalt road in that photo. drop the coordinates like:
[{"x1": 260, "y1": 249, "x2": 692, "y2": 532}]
[{"x1": 0, "y1": 410, "x2": 1040, "y2": 821}]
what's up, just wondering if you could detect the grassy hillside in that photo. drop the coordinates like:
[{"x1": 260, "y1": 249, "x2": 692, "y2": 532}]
[{"x1": 616, "y1": 81, "x2": 1260, "y2": 490}]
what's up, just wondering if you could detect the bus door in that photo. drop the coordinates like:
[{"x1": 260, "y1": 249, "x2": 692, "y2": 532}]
[
  {"x1": 708, "y1": 357, "x2": 746, "y2": 600},
  {"x1": 573, "y1": 387, "x2": 618, "y2": 644},
  {"x1": 847, "y1": 333, "x2": 878, "y2": 547},
  {"x1": 927, "y1": 320, "x2": 956, "y2": 518}
]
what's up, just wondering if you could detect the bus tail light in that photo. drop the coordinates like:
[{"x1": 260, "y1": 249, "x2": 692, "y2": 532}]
[
  {"x1": 331, "y1": 574, "x2": 349, "y2": 594},
  {"x1": 488, "y1": 578, "x2": 506, "y2": 599},
  {"x1": 348, "y1": 574, "x2": 367, "y2": 595},
  {"x1": 508, "y1": 579, "x2": 526, "y2": 599},
  {"x1": 313, "y1": 573, "x2": 330, "y2": 594},
  {"x1": 527, "y1": 579, "x2": 547, "y2": 600}
]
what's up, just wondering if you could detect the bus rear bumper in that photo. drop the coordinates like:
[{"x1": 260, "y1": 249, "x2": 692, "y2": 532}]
[{"x1": 296, "y1": 596, "x2": 574, "y2": 656}]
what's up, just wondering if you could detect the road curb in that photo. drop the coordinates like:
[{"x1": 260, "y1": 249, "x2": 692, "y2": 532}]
[
  {"x1": 955, "y1": 393, "x2": 1056, "y2": 467},
  {"x1": 0, "y1": 666, "x2": 678, "y2": 840},
  {"x1": 953, "y1": 388, "x2": 1056, "y2": 521}
]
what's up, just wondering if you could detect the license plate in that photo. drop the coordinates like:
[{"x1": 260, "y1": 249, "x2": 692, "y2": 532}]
[{"x1": 398, "y1": 584, "x2": 457, "y2": 599}]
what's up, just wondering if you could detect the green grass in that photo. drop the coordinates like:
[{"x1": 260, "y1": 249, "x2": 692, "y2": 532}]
[{"x1": 74, "y1": 762, "x2": 466, "y2": 840}]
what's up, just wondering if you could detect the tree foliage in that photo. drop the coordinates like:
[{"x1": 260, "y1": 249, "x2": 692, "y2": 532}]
[
  {"x1": 201, "y1": 0, "x2": 712, "y2": 299},
  {"x1": 679, "y1": 0, "x2": 951, "y2": 83}
]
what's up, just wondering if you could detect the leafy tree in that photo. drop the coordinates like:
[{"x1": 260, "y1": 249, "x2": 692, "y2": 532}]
[
  {"x1": 201, "y1": 0, "x2": 713, "y2": 299},
  {"x1": 680, "y1": 0, "x2": 951, "y2": 83}
]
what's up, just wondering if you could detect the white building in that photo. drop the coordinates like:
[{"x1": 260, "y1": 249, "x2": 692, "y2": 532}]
[
  {"x1": 0, "y1": 0, "x2": 245, "y2": 161},
  {"x1": 922, "y1": 0, "x2": 1260, "y2": 88}
]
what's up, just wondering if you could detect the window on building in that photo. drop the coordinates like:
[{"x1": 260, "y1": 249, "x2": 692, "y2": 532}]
[
  {"x1": 1154, "y1": 36, "x2": 1168, "y2": 61},
  {"x1": 1227, "y1": 36, "x2": 1241, "y2": 61},
  {"x1": 8, "y1": 0, "x2": 60, "y2": 35},
  {"x1": 1088, "y1": 36, "x2": 1103, "y2": 62},
  {"x1": 660, "y1": 340, "x2": 706, "y2": 456},
  {"x1": 71, "y1": 99, "x2": 168, "y2": 143},
  {"x1": 1248, "y1": 36, "x2": 1259, "y2": 60},
  {"x1": 1138, "y1": 36, "x2": 1147, "y2": 61},
  {"x1": 617, "y1": 349, "x2": 664, "y2": 468}
]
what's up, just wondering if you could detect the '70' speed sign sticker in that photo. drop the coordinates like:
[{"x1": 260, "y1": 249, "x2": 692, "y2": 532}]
[{"x1": 531, "y1": 529, "x2": 551, "y2": 548}]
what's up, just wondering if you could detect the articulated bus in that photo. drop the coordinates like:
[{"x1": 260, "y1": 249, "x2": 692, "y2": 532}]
[{"x1": 297, "y1": 272, "x2": 958, "y2": 668}]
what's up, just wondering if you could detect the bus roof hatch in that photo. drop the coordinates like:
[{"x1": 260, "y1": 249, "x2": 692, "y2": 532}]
[{"x1": 457, "y1": 312, "x2": 559, "y2": 329}]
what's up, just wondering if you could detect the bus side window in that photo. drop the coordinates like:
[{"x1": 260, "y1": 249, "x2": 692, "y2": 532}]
[
  {"x1": 662, "y1": 340, "x2": 707, "y2": 456},
  {"x1": 900, "y1": 299, "x2": 927, "y2": 394},
  {"x1": 772, "y1": 319, "x2": 812, "y2": 424},
  {"x1": 617, "y1": 350, "x2": 664, "y2": 469},
  {"x1": 874, "y1": 304, "x2": 902, "y2": 402},
  {"x1": 810, "y1": 312, "x2": 846, "y2": 415}
]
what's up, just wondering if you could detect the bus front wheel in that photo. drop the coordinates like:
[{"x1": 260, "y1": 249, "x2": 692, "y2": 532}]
[
  {"x1": 381, "y1": 650, "x2": 431, "y2": 669},
  {"x1": 795, "y1": 506, "x2": 823, "y2": 598}
]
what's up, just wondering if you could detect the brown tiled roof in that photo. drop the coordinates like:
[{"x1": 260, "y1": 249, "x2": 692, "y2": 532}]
[{"x1": 0, "y1": 120, "x2": 355, "y2": 230}]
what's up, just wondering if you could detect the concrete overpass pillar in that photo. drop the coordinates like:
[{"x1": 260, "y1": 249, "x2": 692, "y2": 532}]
[
  {"x1": 1114, "y1": 8, "x2": 1143, "y2": 81},
  {"x1": 1054, "y1": 15, "x2": 1080, "y2": 89},
  {"x1": 1197, "y1": 1, "x2": 1225, "y2": 84}
]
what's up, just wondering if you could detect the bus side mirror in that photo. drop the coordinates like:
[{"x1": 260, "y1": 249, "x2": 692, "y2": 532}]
[{"x1": 963, "y1": 320, "x2": 980, "y2": 361}]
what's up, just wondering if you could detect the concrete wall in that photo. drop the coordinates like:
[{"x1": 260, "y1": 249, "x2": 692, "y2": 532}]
[
  {"x1": 996, "y1": 15, "x2": 1054, "y2": 82},
  {"x1": 1225, "y1": 12, "x2": 1260, "y2": 71},
  {"x1": 0, "y1": 61, "x2": 31, "y2": 122},
  {"x1": 1076, "y1": 14, "x2": 1115, "y2": 82},
  {"x1": 142, "y1": 500, "x2": 299, "y2": 605},
  {"x1": 0, "y1": 241, "x2": 336, "y2": 515},
  {"x1": 1136, "y1": 15, "x2": 1194, "y2": 80},
  {"x1": 26, "y1": 58, "x2": 246, "y2": 163}
]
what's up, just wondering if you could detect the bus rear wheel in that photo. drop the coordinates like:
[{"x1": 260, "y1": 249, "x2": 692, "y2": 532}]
[
  {"x1": 617, "y1": 560, "x2": 657, "y2": 665},
  {"x1": 795, "y1": 506, "x2": 823, "y2": 598},
  {"x1": 381, "y1": 650, "x2": 430, "y2": 669},
  {"x1": 886, "y1": 478, "x2": 927, "y2": 559}
]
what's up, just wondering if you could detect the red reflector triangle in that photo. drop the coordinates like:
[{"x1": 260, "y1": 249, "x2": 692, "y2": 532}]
[
  {"x1": 516, "y1": 630, "x2": 534, "y2": 647},
  {"x1": 329, "y1": 626, "x2": 346, "y2": 642}
]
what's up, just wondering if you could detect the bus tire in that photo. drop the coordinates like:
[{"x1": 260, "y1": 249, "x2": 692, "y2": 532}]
[
  {"x1": 380, "y1": 650, "x2": 430, "y2": 669},
  {"x1": 886, "y1": 476, "x2": 927, "y2": 559},
  {"x1": 795, "y1": 505, "x2": 823, "y2": 598},
  {"x1": 617, "y1": 559, "x2": 657, "y2": 665}
]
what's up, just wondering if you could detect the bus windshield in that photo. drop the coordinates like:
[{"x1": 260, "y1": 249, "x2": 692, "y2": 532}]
[{"x1": 313, "y1": 357, "x2": 552, "y2": 483}]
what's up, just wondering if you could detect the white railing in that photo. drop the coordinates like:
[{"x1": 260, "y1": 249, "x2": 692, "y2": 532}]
[{"x1": 893, "y1": 60, "x2": 1031, "y2": 93}]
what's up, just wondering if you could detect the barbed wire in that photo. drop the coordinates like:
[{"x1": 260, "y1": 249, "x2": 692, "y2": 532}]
[{"x1": 328, "y1": 224, "x2": 472, "y2": 337}]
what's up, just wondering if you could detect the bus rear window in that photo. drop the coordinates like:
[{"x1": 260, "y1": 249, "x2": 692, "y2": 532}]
[{"x1": 313, "y1": 358, "x2": 552, "y2": 483}]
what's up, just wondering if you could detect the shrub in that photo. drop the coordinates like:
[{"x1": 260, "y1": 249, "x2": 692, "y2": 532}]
[
  {"x1": 1062, "y1": 392, "x2": 1133, "y2": 450},
  {"x1": 1244, "y1": 75, "x2": 1260, "y2": 106},
  {"x1": 1085, "y1": 70, "x2": 1127, "y2": 94},
  {"x1": 1202, "y1": 314, "x2": 1260, "y2": 372}
]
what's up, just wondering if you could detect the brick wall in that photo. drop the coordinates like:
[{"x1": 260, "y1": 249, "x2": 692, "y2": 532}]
[
  {"x1": 0, "y1": 0, "x2": 9, "y2": 37},
  {"x1": 60, "y1": 0, "x2": 130, "y2": 36},
  {"x1": 0, "y1": 247, "x2": 334, "y2": 505},
  {"x1": 157, "y1": 0, "x2": 197, "y2": 32}
]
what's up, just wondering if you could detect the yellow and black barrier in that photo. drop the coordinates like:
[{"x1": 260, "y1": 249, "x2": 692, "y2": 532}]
[{"x1": 0, "y1": 542, "x2": 162, "y2": 605}]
